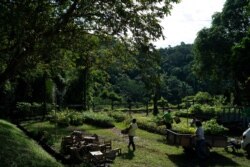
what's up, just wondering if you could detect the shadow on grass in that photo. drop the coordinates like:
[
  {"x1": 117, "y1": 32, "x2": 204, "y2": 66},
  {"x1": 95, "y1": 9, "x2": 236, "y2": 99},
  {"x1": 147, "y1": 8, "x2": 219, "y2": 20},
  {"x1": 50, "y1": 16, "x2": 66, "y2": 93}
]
[
  {"x1": 167, "y1": 151, "x2": 240, "y2": 167},
  {"x1": 120, "y1": 149, "x2": 135, "y2": 160},
  {"x1": 225, "y1": 150, "x2": 245, "y2": 157},
  {"x1": 156, "y1": 137, "x2": 167, "y2": 144}
]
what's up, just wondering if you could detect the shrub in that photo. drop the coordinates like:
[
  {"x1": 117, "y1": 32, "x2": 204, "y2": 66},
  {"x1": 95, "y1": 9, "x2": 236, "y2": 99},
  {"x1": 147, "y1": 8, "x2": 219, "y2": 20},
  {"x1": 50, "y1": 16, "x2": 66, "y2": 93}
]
[
  {"x1": 153, "y1": 113, "x2": 165, "y2": 126},
  {"x1": 213, "y1": 95, "x2": 227, "y2": 106},
  {"x1": 49, "y1": 110, "x2": 83, "y2": 127},
  {"x1": 201, "y1": 104, "x2": 216, "y2": 115},
  {"x1": 137, "y1": 119, "x2": 165, "y2": 135},
  {"x1": 56, "y1": 113, "x2": 70, "y2": 127},
  {"x1": 68, "y1": 112, "x2": 83, "y2": 126},
  {"x1": 203, "y1": 119, "x2": 228, "y2": 135},
  {"x1": 49, "y1": 110, "x2": 115, "y2": 128},
  {"x1": 194, "y1": 92, "x2": 212, "y2": 104},
  {"x1": 108, "y1": 111, "x2": 126, "y2": 122},
  {"x1": 188, "y1": 104, "x2": 202, "y2": 115},
  {"x1": 82, "y1": 112, "x2": 115, "y2": 128},
  {"x1": 172, "y1": 124, "x2": 195, "y2": 134},
  {"x1": 16, "y1": 102, "x2": 54, "y2": 118},
  {"x1": 175, "y1": 109, "x2": 191, "y2": 117},
  {"x1": 188, "y1": 104, "x2": 222, "y2": 118}
]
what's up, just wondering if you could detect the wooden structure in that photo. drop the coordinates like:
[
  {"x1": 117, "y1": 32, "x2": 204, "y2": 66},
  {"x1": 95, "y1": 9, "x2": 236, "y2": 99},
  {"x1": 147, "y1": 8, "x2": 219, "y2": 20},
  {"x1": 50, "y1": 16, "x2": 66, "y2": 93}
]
[
  {"x1": 166, "y1": 129, "x2": 227, "y2": 149},
  {"x1": 61, "y1": 131, "x2": 121, "y2": 166}
]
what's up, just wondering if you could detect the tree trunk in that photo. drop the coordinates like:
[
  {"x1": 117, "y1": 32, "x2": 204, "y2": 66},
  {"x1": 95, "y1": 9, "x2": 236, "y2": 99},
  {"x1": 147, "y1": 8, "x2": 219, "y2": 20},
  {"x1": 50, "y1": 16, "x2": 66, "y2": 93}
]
[
  {"x1": 234, "y1": 79, "x2": 241, "y2": 105},
  {"x1": 42, "y1": 73, "x2": 47, "y2": 120},
  {"x1": 82, "y1": 67, "x2": 89, "y2": 110},
  {"x1": 153, "y1": 93, "x2": 159, "y2": 115}
]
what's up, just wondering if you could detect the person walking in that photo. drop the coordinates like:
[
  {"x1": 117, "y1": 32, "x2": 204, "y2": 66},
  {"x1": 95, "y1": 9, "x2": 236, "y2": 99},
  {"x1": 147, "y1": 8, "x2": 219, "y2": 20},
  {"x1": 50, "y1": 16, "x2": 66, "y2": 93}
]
[
  {"x1": 128, "y1": 118, "x2": 138, "y2": 151},
  {"x1": 193, "y1": 120, "x2": 206, "y2": 159},
  {"x1": 163, "y1": 110, "x2": 173, "y2": 129}
]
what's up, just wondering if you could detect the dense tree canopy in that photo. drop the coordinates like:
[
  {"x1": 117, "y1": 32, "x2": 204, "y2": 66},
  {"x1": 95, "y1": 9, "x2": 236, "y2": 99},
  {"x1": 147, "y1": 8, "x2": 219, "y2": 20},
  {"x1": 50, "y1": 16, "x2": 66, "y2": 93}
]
[
  {"x1": 193, "y1": 0, "x2": 250, "y2": 104},
  {"x1": 0, "y1": 0, "x2": 179, "y2": 86}
]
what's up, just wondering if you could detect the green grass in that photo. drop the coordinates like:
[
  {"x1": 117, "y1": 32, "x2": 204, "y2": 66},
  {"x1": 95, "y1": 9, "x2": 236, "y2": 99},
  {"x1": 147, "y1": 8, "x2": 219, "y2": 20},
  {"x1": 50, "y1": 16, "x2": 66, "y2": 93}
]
[
  {"x1": 0, "y1": 119, "x2": 62, "y2": 167},
  {"x1": 22, "y1": 117, "x2": 250, "y2": 167}
]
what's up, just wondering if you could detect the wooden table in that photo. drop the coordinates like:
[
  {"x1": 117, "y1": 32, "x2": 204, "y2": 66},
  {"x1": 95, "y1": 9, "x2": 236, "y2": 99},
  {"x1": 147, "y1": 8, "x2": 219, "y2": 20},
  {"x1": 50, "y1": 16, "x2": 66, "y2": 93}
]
[
  {"x1": 83, "y1": 136, "x2": 96, "y2": 143},
  {"x1": 90, "y1": 151, "x2": 103, "y2": 156},
  {"x1": 89, "y1": 151, "x2": 105, "y2": 166}
]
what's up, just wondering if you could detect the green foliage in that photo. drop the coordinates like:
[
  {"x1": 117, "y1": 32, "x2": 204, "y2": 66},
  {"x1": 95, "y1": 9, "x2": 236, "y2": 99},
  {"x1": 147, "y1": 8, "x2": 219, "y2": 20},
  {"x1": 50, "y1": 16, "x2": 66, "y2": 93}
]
[
  {"x1": 159, "y1": 43, "x2": 195, "y2": 104},
  {"x1": 16, "y1": 102, "x2": 54, "y2": 118},
  {"x1": 49, "y1": 109, "x2": 82, "y2": 127},
  {"x1": 20, "y1": 119, "x2": 250, "y2": 167},
  {"x1": 158, "y1": 97, "x2": 168, "y2": 107},
  {"x1": 213, "y1": 95, "x2": 227, "y2": 106},
  {"x1": 193, "y1": 0, "x2": 250, "y2": 101},
  {"x1": 50, "y1": 109, "x2": 116, "y2": 128},
  {"x1": 188, "y1": 104, "x2": 222, "y2": 117},
  {"x1": 194, "y1": 92, "x2": 212, "y2": 103},
  {"x1": 68, "y1": 112, "x2": 84, "y2": 126},
  {"x1": 172, "y1": 123, "x2": 195, "y2": 134},
  {"x1": 0, "y1": 0, "x2": 180, "y2": 86},
  {"x1": 108, "y1": 111, "x2": 127, "y2": 122},
  {"x1": 175, "y1": 109, "x2": 192, "y2": 118},
  {"x1": 82, "y1": 111, "x2": 115, "y2": 128},
  {"x1": 203, "y1": 119, "x2": 228, "y2": 135},
  {"x1": 188, "y1": 104, "x2": 203, "y2": 115},
  {"x1": 153, "y1": 112, "x2": 165, "y2": 126},
  {"x1": 55, "y1": 112, "x2": 70, "y2": 128},
  {"x1": 137, "y1": 118, "x2": 166, "y2": 135},
  {"x1": 0, "y1": 120, "x2": 62, "y2": 167}
]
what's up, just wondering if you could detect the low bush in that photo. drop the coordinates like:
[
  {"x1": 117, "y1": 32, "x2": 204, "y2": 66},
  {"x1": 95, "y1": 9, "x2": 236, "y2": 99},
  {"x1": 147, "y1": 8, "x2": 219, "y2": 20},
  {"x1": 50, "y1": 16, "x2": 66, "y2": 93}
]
[
  {"x1": 137, "y1": 118, "x2": 166, "y2": 135},
  {"x1": 16, "y1": 102, "x2": 54, "y2": 119},
  {"x1": 175, "y1": 110, "x2": 191, "y2": 117},
  {"x1": 188, "y1": 104, "x2": 222, "y2": 118},
  {"x1": 68, "y1": 112, "x2": 83, "y2": 126},
  {"x1": 203, "y1": 119, "x2": 228, "y2": 135},
  {"x1": 49, "y1": 110, "x2": 115, "y2": 128},
  {"x1": 56, "y1": 112, "x2": 70, "y2": 127},
  {"x1": 108, "y1": 111, "x2": 127, "y2": 122},
  {"x1": 172, "y1": 124, "x2": 195, "y2": 134},
  {"x1": 82, "y1": 111, "x2": 115, "y2": 128},
  {"x1": 194, "y1": 92, "x2": 212, "y2": 104},
  {"x1": 188, "y1": 104, "x2": 203, "y2": 115},
  {"x1": 49, "y1": 110, "x2": 71, "y2": 127}
]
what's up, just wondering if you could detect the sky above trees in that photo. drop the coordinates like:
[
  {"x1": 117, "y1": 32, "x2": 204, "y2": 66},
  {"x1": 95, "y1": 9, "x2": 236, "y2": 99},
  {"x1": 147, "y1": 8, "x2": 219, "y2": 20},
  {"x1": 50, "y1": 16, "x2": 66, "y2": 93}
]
[{"x1": 154, "y1": 0, "x2": 226, "y2": 48}]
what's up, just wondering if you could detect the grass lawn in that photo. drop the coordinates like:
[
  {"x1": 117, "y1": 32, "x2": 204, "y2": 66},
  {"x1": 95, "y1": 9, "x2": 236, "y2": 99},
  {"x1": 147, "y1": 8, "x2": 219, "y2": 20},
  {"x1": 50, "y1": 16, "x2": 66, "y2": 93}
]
[
  {"x1": 0, "y1": 119, "x2": 62, "y2": 167},
  {"x1": 22, "y1": 116, "x2": 250, "y2": 167}
]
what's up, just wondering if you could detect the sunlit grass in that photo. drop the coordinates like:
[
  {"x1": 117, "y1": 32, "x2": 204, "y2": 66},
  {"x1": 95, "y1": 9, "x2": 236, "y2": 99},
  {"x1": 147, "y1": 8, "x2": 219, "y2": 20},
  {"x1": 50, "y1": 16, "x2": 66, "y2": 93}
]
[{"x1": 21, "y1": 117, "x2": 250, "y2": 167}]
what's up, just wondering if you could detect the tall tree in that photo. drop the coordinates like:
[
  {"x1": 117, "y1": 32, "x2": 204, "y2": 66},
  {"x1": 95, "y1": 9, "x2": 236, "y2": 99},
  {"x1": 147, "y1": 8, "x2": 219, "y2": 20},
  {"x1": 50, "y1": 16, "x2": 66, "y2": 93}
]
[
  {"x1": 159, "y1": 43, "x2": 196, "y2": 103},
  {"x1": 193, "y1": 0, "x2": 250, "y2": 104},
  {"x1": 232, "y1": 30, "x2": 250, "y2": 102},
  {"x1": 136, "y1": 44, "x2": 162, "y2": 115},
  {"x1": 0, "y1": 0, "x2": 180, "y2": 86}
]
